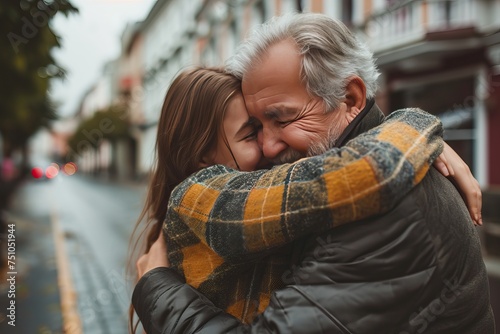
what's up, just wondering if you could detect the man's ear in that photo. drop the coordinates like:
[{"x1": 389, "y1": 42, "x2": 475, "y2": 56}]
[{"x1": 343, "y1": 76, "x2": 367, "y2": 122}]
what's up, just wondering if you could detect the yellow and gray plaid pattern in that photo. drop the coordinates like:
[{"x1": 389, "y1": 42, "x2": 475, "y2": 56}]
[{"x1": 163, "y1": 108, "x2": 443, "y2": 322}]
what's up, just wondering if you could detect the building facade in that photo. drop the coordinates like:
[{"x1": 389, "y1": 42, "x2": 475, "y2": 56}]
[
  {"x1": 355, "y1": 0, "x2": 500, "y2": 188},
  {"x1": 71, "y1": 60, "x2": 118, "y2": 175},
  {"x1": 138, "y1": 0, "x2": 201, "y2": 176},
  {"x1": 73, "y1": 0, "x2": 500, "y2": 189}
]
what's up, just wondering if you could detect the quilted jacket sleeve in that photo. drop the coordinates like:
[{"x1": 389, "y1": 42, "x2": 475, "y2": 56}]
[{"x1": 133, "y1": 267, "x2": 350, "y2": 334}]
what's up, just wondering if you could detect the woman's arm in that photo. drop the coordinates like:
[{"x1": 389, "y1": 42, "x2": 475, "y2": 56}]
[
  {"x1": 166, "y1": 108, "x2": 443, "y2": 260},
  {"x1": 433, "y1": 142, "x2": 482, "y2": 225}
]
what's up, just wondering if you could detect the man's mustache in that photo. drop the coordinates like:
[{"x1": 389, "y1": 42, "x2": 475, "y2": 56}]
[{"x1": 269, "y1": 148, "x2": 304, "y2": 165}]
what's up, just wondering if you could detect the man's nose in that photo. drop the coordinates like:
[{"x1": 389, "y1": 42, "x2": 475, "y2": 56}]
[{"x1": 260, "y1": 127, "x2": 287, "y2": 159}]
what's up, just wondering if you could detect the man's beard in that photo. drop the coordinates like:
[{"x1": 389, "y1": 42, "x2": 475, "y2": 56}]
[
  {"x1": 270, "y1": 121, "x2": 345, "y2": 165},
  {"x1": 269, "y1": 148, "x2": 304, "y2": 165},
  {"x1": 308, "y1": 119, "x2": 345, "y2": 157}
]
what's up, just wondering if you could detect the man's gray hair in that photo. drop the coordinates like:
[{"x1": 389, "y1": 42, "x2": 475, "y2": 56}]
[{"x1": 226, "y1": 12, "x2": 380, "y2": 111}]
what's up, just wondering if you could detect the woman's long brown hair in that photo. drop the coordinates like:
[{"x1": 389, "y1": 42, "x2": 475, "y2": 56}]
[{"x1": 128, "y1": 66, "x2": 242, "y2": 333}]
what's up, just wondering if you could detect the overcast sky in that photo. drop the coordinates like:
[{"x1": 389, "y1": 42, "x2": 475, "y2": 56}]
[{"x1": 50, "y1": 0, "x2": 156, "y2": 118}]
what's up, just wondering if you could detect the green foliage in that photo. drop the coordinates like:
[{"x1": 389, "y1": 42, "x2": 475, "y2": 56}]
[
  {"x1": 67, "y1": 105, "x2": 130, "y2": 157},
  {"x1": 0, "y1": 0, "x2": 78, "y2": 156}
]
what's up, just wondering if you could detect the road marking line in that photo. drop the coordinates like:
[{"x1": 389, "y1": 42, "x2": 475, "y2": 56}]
[{"x1": 50, "y1": 202, "x2": 83, "y2": 334}]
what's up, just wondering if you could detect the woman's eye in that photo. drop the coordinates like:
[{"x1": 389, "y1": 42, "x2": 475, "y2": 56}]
[{"x1": 243, "y1": 130, "x2": 258, "y2": 140}]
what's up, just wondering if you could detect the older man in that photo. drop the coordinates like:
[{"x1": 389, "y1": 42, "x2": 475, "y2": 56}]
[{"x1": 133, "y1": 13, "x2": 493, "y2": 333}]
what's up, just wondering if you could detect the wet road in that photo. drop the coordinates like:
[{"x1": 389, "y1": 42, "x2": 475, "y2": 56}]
[
  {"x1": 56, "y1": 175, "x2": 146, "y2": 333},
  {"x1": 1, "y1": 174, "x2": 146, "y2": 333}
]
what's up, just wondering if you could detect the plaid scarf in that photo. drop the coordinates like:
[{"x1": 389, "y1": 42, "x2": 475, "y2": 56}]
[{"x1": 163, "y1": 107, "x2": 443, "y2": 323}]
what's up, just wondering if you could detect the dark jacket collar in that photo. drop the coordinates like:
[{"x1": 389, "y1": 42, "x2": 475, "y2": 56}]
[{"x1": 335, "y1": 99, "x2": 385, "y2": 148}]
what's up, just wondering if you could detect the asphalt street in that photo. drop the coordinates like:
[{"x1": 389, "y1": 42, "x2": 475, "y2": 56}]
[{"x1": 0, "y1": 174, "x2": 146, "y2": 333}]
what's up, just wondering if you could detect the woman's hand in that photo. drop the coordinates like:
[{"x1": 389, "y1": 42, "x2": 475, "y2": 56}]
[
  {"x1": 136, "y1": 233, "x2": 170, "y2": 280},
  {"x1": 433, "y1": 142, "x2": 482, "y2": 226}
]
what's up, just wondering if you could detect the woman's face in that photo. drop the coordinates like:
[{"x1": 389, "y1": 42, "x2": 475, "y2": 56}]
[{"x1": 208, "y1": 94, "x2": 268, "y2": 171}]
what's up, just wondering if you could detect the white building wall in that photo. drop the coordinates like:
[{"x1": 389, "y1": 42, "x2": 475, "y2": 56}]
[
  {"x1": 352, "y1": 0, "x2": 364, "y2": 26},
  {"x1": 80, "y1": 76, "x2": 113, "y2": 120},
  {"x1": 140, "y1": 0, "x2": 203, "y2": 175},
  {"x1": 281, "y1": 0, "x2": 297, "y2": 14},
  {"x1": 140, "y1": 127, "x2": 157, "y2": 176},
  {"x1": 323, "y1": 0, "x2": 342, "y2": 20},
  {"x1": 372, "y1": 0, "x2": 385, "y2": 13}
]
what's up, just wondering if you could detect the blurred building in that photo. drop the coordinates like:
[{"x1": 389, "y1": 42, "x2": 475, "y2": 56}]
[
  {"x1": 137, "y1": 0, "x2": 201, "y2": 176},
  {"x1": 70, "y1": 0, "x2": 499, "y2": 189},
  {"x1": 70, "y1": 60, "x2": 120, "y2": 175},
  {"x1": 354, "y1": 0, "x2": 500, "y2": 188},
  {"x1": 115, "y1": 22, "x2": 145, "y2": 180},
  {"x1": 80, "y1": 62, "x2": 118, "y2": 118},
  {"x1": 132, "y1": 0, "x2": 499, "y2": 189}
]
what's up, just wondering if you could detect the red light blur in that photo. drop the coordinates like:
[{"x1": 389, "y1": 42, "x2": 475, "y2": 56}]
[
  {"x1": 45, "y1": 165, "x2": 59, "y2": 179},
  {"x1": 31, "y1": 167, "x2": 44, "y2": 179},
  {"x1": 50, "y1": 162, "x2": 60, "y2": 171}
]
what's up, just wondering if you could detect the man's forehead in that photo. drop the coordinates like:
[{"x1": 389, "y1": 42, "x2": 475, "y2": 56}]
[{"x1": 242, "y1": 40, "x2": 301, "y2": 92}]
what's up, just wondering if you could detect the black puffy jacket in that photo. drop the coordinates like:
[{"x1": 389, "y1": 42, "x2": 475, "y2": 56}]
[{"x1": 133, "y1": 105, "x2": 495, "y2": 334}]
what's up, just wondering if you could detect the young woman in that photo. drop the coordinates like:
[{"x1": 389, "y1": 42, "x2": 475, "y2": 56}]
[
  {"x1": 131, "y1": 67, "x2": 267, "y2": 257},
  {"x1": 130, "y1": 66, "x2": 476, "y2": 330}
]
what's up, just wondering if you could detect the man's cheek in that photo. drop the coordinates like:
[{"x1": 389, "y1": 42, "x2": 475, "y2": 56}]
[{"x1": 283, "y1": 132, "x2": 312, "y2": 153}]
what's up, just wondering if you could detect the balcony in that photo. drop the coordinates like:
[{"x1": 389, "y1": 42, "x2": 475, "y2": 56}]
[{"x1": 356, "y1": 0, "x2": 489, "y2": 55}]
